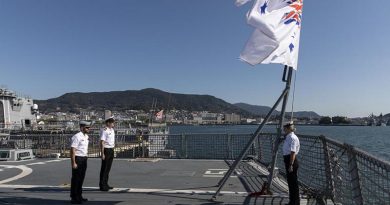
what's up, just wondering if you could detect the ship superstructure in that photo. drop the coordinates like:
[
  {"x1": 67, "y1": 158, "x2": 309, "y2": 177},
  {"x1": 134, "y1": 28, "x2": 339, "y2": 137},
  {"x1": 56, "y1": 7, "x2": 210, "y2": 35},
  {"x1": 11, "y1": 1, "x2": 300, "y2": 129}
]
[{"x1": 0, "y1": 87, "x2": 38, "y2": 130}]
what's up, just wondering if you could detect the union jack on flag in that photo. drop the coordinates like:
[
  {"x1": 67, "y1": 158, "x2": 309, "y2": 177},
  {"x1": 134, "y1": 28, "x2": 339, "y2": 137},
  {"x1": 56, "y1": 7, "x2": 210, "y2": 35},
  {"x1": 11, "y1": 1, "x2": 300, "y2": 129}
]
[
  {"x1": 284, "y1": 0, "x2": 303, "y2": 26},
  {"x1": 235, "y1": 0, "x2": 304, "y2": 70}
]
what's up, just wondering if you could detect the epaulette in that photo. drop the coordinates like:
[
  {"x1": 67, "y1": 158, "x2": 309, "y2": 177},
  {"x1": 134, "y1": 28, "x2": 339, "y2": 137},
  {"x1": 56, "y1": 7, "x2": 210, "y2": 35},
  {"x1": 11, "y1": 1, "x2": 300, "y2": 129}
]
[{"x1": 103, "y1": 128, "x2": 107, "y2": 131}]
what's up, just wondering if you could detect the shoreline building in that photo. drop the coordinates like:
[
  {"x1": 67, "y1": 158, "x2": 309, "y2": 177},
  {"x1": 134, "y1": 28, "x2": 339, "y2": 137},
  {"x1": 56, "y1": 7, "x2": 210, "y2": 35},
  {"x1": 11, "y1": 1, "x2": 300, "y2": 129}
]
[
  {"x1": 191, "y1": 112, "x2": 223, "y2": 125},
  {"x1": 0, "y1": 88, "x2": 38, "y2": 129},
  {"x1": 224, "y1": 113, "x2": 241, "y2": 124}
]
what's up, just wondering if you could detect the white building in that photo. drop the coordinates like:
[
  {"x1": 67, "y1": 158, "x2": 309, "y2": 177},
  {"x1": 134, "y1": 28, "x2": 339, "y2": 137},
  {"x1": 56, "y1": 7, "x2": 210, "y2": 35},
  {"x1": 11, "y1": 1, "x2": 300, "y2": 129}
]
[
  {"x1": 104, "y1": 110, "x2": 112, "y2": 120},
  {"x1": 224, "y1": 113, "x2": 241, "y2": 124},
  {"x1": 191, "y1": 112, "x2": 222, "y2": 125}
]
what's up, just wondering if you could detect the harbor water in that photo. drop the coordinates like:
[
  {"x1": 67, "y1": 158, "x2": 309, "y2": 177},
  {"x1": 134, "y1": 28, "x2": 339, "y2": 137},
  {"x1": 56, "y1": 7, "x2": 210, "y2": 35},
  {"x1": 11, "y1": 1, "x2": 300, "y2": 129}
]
[{"x1": 170, "y1": 125, "x2": 390, "y2": 161}]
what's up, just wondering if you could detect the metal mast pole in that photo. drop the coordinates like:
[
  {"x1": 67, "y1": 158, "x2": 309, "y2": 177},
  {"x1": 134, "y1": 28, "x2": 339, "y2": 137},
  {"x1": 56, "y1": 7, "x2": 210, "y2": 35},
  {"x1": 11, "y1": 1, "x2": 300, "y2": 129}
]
[
  {"x1": 266, "y1": 66, "x2": 293, "y2": 190},
  {"x1": 211, "y1": 66, "x2": 294, "y2": 201}
]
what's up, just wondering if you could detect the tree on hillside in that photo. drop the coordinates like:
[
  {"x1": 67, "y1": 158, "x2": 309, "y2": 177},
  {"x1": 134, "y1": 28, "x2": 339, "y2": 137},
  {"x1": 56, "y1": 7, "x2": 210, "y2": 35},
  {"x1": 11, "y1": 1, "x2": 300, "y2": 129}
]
[
  {"x1": 332, "y1": 116, "x2": 350, "y2": 124},
  {"x1": 319, "y1": 117, "x2": 332, "y2": 125}
]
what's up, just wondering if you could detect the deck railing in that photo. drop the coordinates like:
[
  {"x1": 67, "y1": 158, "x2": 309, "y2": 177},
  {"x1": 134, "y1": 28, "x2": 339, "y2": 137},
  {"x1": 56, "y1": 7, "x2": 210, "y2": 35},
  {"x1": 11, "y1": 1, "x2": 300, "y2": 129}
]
[{"x1": 2, "y1": 133, "x2": 389, "y2": 204}]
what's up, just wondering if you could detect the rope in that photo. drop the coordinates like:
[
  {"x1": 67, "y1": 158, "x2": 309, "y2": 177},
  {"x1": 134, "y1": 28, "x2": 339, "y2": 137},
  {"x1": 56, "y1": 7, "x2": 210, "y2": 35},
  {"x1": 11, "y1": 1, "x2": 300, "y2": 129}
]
[{"x1": 290, "y1": 71, "x2": 297, "y2": 121}]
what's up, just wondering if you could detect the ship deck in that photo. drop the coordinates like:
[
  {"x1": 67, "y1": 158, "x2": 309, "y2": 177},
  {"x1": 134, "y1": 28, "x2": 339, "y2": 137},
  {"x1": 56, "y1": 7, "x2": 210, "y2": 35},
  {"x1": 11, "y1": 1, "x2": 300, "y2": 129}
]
[{"x1": 0, "y1": 158, "x2": 319, "y2": 205}]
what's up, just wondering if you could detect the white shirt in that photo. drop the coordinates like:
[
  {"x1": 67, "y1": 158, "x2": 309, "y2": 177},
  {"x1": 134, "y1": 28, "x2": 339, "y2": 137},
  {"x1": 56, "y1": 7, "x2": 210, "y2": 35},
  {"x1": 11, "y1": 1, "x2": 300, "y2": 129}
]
[
  {"x1": 282, "y1": 132, "x2": 300, "y2": 156},
  {"x1": 100, "y1": 127, "x2": 115, "y2": 148},
  {"x1": 71, "y1": 132, "x2": 89, "y2": 157}
]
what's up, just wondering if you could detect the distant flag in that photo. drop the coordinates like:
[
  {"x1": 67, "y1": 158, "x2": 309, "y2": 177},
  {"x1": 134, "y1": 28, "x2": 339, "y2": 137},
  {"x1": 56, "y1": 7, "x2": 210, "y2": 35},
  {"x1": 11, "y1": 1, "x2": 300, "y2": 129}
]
[
  {"x1": 155, "y1": 110, "x2": 164, "y2": 120},
  {"x1": 236, "y1": 0, "x2": 304, "y2": 69}
]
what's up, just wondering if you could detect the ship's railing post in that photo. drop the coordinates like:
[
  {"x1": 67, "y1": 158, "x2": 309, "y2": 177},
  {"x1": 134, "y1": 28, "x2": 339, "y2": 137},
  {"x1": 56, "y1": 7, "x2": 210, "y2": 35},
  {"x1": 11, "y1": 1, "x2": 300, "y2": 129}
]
[
  {"x1": 137, "y1": 136, "x2": 141, "y2": 158},
  {"x1": 51, "y1": 135, "x2": 54, "y2": 151},
  {"x1": 59, "y1": 133, "x2": 63, "y2": 156},
  {"x1": 63, "y1": 134, "x2": 67, "y2": 157},
  {"x1": 37, "y1": 136, "x2": 41, "y2": 156},
  {"x1": 345, "y1": 143, "x2": 364, "y2": 205},
  {"x1": 142, "y1": 138, "x2": 145, "y2": 158},
  {"x1": 92, "y1": 134, "x2": 95, "y2": 157},
  {"x1": 227, "y1": 134, "x2": 232, "y2": 159},
  {"x1": 181, "y1": 134, "x2": 187, "y2": 159},
  {"x1": 23, "y1": 134, "x2": 26, "y2": 149},
  {"x1": 256, "y1": 133, "x2": 261, "y2": 161},
  {"x1": 320, "y1": 136, "x2": 336, "y2": 203},
  {"x1": 132, "y1": 145, "x2": 136, "y2": 158}
]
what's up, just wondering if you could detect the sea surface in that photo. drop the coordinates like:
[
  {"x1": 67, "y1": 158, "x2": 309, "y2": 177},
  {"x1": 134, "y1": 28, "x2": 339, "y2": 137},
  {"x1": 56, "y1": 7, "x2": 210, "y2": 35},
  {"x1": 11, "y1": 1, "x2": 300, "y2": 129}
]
[{"x1": 170, "y1": 125, "x2": 390, "y2": 161}]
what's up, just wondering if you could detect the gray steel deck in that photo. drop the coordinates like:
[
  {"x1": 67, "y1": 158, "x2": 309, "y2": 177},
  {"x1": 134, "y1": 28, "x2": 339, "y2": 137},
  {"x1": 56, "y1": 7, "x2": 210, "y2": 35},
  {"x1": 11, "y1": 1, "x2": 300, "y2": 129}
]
[{"x1": 0, "y1": 158, "x2": 318, "y2": 205}]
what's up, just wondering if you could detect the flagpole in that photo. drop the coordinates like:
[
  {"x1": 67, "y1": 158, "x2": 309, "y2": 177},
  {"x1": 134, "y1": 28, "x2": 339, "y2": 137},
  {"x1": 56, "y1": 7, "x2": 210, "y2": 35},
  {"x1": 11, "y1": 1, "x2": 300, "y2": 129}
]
[
  {"x1": 266, "y1": 66, "x2": 293, "y2": 191},
  {"x1": 211, "y1": 66, "x2": 293, "y2": 201}
]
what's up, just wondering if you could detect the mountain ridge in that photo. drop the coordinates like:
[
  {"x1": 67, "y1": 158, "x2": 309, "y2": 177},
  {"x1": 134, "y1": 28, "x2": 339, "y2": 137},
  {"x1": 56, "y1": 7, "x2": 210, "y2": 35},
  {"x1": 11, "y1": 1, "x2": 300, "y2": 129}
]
[
  {"x1": 35, "y1": 88, "x2": 251, "y2": 115},
  {"x1": 35, "y1": 88, "x2": 320, "y2": 118},
  {"x1": 234, "y1": 102, "x2": 321, "y2": 118}
]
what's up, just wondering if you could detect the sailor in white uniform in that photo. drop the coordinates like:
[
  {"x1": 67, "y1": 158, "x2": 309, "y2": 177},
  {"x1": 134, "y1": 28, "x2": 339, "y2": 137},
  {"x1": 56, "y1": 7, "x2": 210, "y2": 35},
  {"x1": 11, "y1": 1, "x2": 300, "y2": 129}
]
[
  {"x1": 70, "y1": 121, "x2": 91, "y2": 204},
  {"x1": 99, "y1": 116, "x2": 115, "y2": 191},
  {"x1": 282, "y1": 123, "x2": 300, "y2": 205}
]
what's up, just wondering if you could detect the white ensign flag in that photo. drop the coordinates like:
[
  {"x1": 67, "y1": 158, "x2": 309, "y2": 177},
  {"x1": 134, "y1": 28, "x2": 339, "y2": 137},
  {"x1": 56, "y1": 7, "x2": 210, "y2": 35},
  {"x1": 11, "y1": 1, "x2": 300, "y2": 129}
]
[{"x1": 236, "y1": 0, "x2": 303, "y2": 69}]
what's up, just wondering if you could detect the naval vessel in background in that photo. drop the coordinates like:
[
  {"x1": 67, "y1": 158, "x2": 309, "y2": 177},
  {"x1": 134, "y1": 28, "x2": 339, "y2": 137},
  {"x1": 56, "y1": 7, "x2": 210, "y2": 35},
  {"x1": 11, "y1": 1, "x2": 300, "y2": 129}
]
[{"x1": 0, "y1": 87, "x2": 38, "y2": 131}]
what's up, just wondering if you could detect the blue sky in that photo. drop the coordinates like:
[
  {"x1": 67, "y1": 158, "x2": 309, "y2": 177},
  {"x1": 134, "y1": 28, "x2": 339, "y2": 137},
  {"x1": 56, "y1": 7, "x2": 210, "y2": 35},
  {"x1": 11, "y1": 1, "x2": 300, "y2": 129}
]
[{"x1": 1, "y1": 0, "x2": 389, "y2": 118}]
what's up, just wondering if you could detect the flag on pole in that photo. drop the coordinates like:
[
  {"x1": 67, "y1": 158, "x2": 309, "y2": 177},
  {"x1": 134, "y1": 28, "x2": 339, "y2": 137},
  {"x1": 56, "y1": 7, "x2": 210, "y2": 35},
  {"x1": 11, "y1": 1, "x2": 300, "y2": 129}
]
[
  {"x1": 155, "y1": 110, "x2": 164, "y2": 120},
  {"x1": 236, "y1": 0, "x2": 303, "y2": 69}
]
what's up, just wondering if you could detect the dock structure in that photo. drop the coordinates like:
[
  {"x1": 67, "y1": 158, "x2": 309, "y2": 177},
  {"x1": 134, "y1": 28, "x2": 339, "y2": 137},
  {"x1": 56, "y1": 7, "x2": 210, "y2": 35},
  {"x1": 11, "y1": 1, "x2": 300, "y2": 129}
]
[{"x1": 0, "y1": 133, "x2": 389, "y2": 204}]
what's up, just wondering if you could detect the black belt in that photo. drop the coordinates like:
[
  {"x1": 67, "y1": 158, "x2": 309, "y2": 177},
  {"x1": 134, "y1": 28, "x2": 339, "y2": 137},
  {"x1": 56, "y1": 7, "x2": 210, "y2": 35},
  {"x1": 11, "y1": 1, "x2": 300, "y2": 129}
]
[
  {"x1": 104, "y1": 148, "x2": 114, "y2": 149},
  {"x1": 284, "y1": 154, "x2": 298, "y2": 159},
  {"x1": 75, "y1": 156, "x2": 87, "y2": 158}
]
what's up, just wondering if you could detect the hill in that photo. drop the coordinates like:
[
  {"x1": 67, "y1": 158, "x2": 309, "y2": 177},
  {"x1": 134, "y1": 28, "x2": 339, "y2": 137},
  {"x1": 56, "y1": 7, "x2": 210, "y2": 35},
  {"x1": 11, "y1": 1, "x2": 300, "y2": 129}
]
[
  {"x1": 36, "y1": 88, "x2": 251, "y2": 115},
  {"x1": 234, "y1": 103, "x2": 321, "y2": 118},
  {"x1": 234, "y1": 103, "x2": 276, "y2": 116}
]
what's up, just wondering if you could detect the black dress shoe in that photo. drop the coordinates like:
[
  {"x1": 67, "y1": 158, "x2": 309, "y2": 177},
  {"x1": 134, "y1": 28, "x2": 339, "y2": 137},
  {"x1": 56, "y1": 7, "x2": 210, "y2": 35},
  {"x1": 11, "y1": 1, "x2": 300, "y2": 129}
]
[
  {"x1": 70, "y1": 199, "x2": 82, "y2": 204},
  {"x1": 81, "y1": 198, "x2": 88, "y2": 202},
  {"x1": 108, "y1": 186, "x2": 114, "y2": 189},
  {"x1": 100, "y1": 187, "x2": 109, "y2": 191}
]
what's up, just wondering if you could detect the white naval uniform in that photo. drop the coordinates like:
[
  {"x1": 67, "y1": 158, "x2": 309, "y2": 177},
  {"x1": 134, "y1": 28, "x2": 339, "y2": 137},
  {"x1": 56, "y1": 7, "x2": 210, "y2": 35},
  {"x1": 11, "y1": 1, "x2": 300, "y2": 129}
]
[
  {"x1": 70, "y1": 131, "x2": 89, "y2": 201},
  {"x1": 71, "y1": 131, "x2": 89, "y2": 156},
  {"x1": 99, "y1": 127, "x2": 115, "y2": 189},
  {"x1": 283, "y1": 132, "x2": 300, "y2": 156},
  {"x1": 100, "y1": 128, "x2": 115, "y2": 148},
  {"x1": 282, "y1": 132, "x2": 300, "y2": 204}
]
